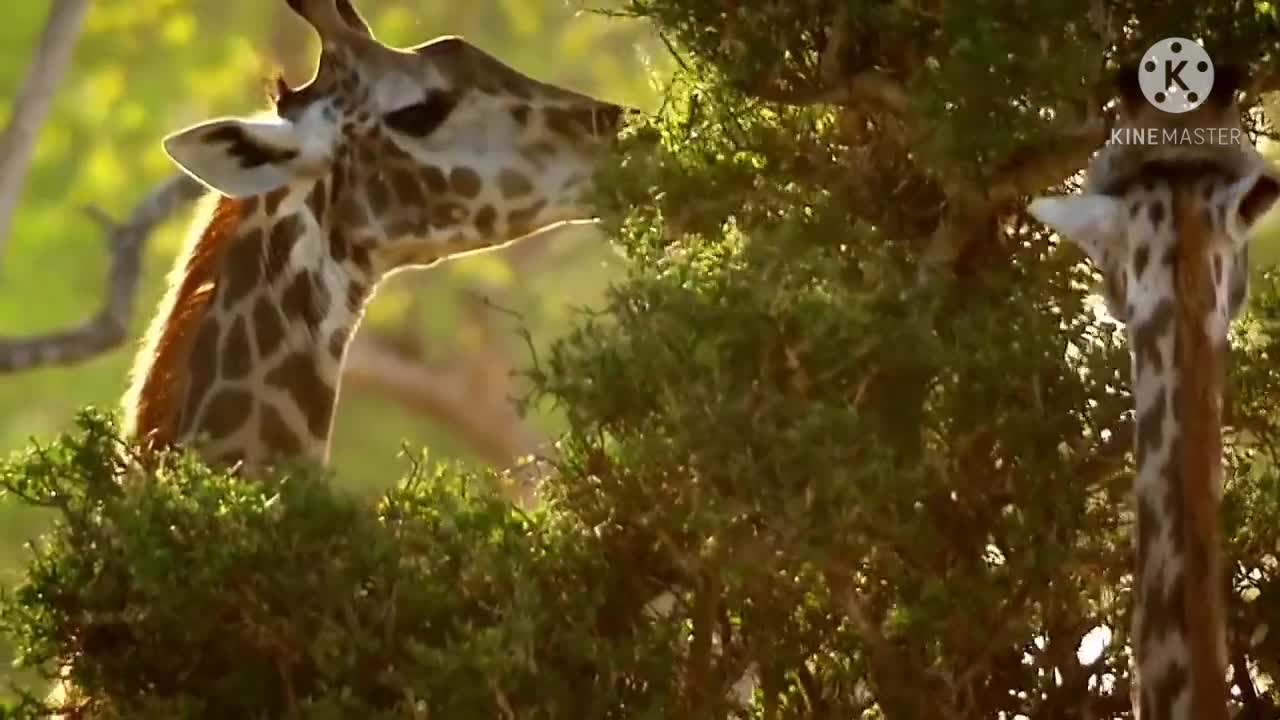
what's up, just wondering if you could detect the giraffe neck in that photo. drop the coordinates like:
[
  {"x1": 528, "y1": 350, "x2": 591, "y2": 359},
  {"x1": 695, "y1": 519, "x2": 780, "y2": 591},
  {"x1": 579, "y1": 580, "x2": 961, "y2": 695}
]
[
  {"x1": 125, "y1": 180, "x2": 377, "y2": 470},
  {"x1": 1130, "y1": 193, "x2": 1229, "y2": 720}
]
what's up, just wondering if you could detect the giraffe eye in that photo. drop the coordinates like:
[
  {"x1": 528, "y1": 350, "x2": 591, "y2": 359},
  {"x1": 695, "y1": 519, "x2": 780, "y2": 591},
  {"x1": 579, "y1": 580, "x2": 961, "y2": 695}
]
[{"x1": 383, "y1": 90, "x2": 458, "y2": 138}]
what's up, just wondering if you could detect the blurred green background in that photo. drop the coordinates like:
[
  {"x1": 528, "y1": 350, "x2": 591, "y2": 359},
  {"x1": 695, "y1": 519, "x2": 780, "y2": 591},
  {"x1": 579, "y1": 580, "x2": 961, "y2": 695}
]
[{"x1": 0, "y1": 0, "x2": 664, "y2": 692}]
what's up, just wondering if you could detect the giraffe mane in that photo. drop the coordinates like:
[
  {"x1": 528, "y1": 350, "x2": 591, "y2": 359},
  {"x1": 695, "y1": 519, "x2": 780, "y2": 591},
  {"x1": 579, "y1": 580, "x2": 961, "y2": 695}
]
[
  {"x1": 1171, "y1": 188, "x2": 1229, "y2": 712},
  {"x1": 123, "y1": 194, "x2": 248, "y2": 452}
]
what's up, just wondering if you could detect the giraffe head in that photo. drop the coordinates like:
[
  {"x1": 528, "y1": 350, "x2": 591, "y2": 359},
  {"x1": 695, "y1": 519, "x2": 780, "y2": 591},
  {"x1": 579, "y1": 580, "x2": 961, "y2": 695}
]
[
  {"x1": 1028, "y1": 64, "x2": 1280, "y2": 342},
  {"x1": 161, "y1": 0, "x2": 629, "y2": 274},
  {"x1": 123, "y1": 0, "x2": 634, "y2": 469}
]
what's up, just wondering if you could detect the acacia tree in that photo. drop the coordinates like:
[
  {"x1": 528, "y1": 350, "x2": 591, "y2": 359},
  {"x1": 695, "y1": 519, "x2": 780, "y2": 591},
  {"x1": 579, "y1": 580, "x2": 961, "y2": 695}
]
[{"x1": 6, "y1": 0, "x2": 1280, "y2": 718}]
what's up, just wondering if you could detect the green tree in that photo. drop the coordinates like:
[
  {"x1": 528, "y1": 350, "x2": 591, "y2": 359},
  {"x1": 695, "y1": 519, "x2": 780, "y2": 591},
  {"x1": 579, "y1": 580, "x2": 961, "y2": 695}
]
[{"x1": 7, "y1": 0, "x2": 1280, "y2": 718}]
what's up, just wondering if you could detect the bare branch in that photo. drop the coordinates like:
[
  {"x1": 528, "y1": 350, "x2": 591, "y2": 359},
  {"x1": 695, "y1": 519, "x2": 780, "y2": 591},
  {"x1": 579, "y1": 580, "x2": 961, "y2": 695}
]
[
  {"x1": 986, "y1": 118, "x2": 1110, "y2": 205},
  {"x1": 748, "y1": 4, "x2": 912, "y2": 116},
  {"x1": 0, "y1": 0, "x2": 93, "y2": 264},
  {"x1": 922, "y1": 117, "x2": 1110, "y2": 269},
  {"x1": 341, "y1": 332, "x2": 547, "y2": 470},
  {"x1": 751, "y1": 70, "x2": 911, "y2": 115},
  {"x1": 0, "y1": 173, "x2": 204, "y2": 372}
]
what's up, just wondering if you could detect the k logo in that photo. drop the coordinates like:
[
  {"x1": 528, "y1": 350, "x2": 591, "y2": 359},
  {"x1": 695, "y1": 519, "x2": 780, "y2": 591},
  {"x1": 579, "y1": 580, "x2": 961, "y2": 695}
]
[{"x1": 1137, "y1": 38, "x2": 1215, "y2": 114}]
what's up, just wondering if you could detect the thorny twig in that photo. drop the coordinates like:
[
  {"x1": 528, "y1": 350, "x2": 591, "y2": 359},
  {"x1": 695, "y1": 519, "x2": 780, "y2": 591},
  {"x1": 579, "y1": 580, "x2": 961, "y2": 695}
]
[{"x1": 0, "y1": 173, "x2": 205, "y2": 372}]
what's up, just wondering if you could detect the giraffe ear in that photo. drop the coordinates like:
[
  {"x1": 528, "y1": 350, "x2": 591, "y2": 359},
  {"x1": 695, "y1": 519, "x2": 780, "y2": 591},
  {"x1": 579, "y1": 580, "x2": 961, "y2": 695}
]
[
  {"x1": 1225, "y1": 170, "x2": 1280, "y2": 245},
  {"x1": 162, "y1": 117, "x2": 311, "y2": 198},
  {"x1": 1028, "y1": 194, "x2": 1125, "y2": 270}
]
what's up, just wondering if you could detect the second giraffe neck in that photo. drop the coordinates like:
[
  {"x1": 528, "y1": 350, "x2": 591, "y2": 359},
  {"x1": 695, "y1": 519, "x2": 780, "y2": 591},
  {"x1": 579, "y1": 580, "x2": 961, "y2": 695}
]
[
  {"x1": 132, "y1": 185, "x2": 377, "y2": 470},
  {"x1": 1129, "y1": 224, "x2": 1229, "y2": 719}
]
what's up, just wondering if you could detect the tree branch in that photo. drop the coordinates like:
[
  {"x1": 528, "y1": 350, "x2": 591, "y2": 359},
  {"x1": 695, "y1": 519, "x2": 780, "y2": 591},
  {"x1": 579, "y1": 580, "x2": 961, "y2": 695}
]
[
  {"x1": 343, "y1": 226, "x2": 577, "y2": 505},
  {"x1": 340, "y1": 332, "x2": 547, "y2": 476},
  {"x1": 750, "y1": 57, "x2": 1107, "y2": 274},
  {"x1": 747, "y1": 4, "x2": 911, "y2": 117},
  {"x1": 922, "y1": 117, "x2": 1111, "y2": 270},
  {"x1": 0, "y1": 0, "x2": 93, "y2": 265},
  {"x1": 985, "y1": 118, "x2": 1111, "y2": 206},
  {"x1": 750, "y1": 69, "x2": 911, "y2": 115},
  {"x1": 0, "y1": 173, "x2": 204, "y2": 372}
]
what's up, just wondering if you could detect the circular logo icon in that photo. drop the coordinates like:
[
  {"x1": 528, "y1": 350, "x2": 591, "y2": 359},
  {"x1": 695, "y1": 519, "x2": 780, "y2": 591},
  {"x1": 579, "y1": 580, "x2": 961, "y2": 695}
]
[{"x1": 1137, "y1": 38, "x2": 1214, "y2": 113}]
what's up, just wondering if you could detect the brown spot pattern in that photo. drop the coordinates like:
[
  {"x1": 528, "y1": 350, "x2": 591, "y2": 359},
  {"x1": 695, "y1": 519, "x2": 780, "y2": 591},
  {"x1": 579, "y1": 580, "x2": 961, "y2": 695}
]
[
  {"x1": 338, "y1": 195, "x2": 370, "y2": 227},
  {"x1": 367, "y1": 173, "x2": 392, "y2": 213},
  {"x1": 306, "y1": 181, "x2": 327, "y2": 220},
  {"x1": 1136, "y1": 495, "x2": 1157, "y2": 572},
  {"x1": 264, "y1": 352, "x2": 334, "y2": 438},
  {"x1": 222, "y1": 315, "x2": 252, "y2": 380},
  {"x1": 1133, "y1": 243, "x2": 1150, "y2": 278},
  {"x1": 544, "y1": 107, "x2": 578, "y2": 138},
  {"x1": 281, "y1": 272, "x2": 324, "y2": 328},
  {"x1": 449, "y1": 167, "x2": 482, "y2": 198},
  {"x1": 1228, "y1": 251, "x2": 1248, "y2": 311},
  {"x1": 253, "y1": 296, "x2": 286, "y2": 358},
  {"x1": 422, "y1": 166, "x2": 448, "y2": 194},
  {"x1": 391, "y1": 170, "x2": 425, "y2": 206},
  {"x1": 501, "y1": 73, "x2": 533, "y2": 99},
  {"x1": 264, "y1": 187, "x2": 289, "y2": 216},
  {"x1": 1132, "y1": 299, "x2": 1172, "y2": 376},
  {"x1": 497, "y1": 169, "x2": 533, "y2": 198},
  {"x1": 1135, "y1": 387, "x2": 1166, "y2": 467},
  {"x1": 382, "y1": 90, "x2": 458, "y2": 137},
  {"x1": 346, "y1": 281, "x2": 366, "y2": 312},
  {"x1": 431, "y1": 201, "x2": 466, "y2": 227},
  {"x1": 219, "y1": 229, "x2": 264, "y2": 310},
  {"x1": 197, "y1": 388, "x2": 253, "y2": 440},
  {"x1": 474, "y1": 205, "x2": 496, "y2": 235},
  {"x1": 520, "y1": 141, "x2": 557, "y2": 168},
  {"x1": 259, "y1": 402, "x2": 302, "y2": 455},
  {"x1": 507, "y1": 200, "x2": 547, "y2": 235},
  {"x1": 350, "y1": 243, "x2": 372, "y2": 272},
  {"x1": 328, "y1": 327, "x2": 349, "y2": 358},
  {"x1": 1148, "y1": 201, "x2": 1165, "y2": 227},
  {"x1": 266, "y1": 216, "x2": 303, "y2": 283},
  {"x1": 329, "y1": 227, "x2": 349, "y2": 263},
  {"x1": 1149, "y1": 661, "x2": 1189, "y2": 720}
]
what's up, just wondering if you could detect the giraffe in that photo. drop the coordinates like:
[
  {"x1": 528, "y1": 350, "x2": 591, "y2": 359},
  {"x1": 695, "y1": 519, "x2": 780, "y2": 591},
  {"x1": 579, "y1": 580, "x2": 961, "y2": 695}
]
[
  {"x1": 1027, "y1": 63, "x2": 1280, "y2": 719},
  {"x1": 123, "y1": 0, "x2": 629, "y2": 474},
  {"x1": 46, "y1": 1, "x2": 629, "y2": 715}
]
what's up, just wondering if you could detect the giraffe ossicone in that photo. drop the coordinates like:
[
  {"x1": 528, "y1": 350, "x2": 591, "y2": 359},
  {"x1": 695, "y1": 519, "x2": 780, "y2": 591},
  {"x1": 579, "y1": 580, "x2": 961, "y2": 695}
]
[
  {"x1": 1028, "y1": 62, "x2": 1280, "y2": 720},
  {"x1": 122, "y1": 0, "x2": 632, "y2": 475}
]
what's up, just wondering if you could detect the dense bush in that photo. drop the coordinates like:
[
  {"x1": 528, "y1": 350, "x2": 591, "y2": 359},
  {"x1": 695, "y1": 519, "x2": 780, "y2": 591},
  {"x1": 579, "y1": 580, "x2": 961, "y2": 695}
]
[
  {"x1": 0, "y1": 411, "x2": 689, "y2": 719},
  {"x1": 6, "y1": 1, "x2": 1280, "y2": 718}
]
